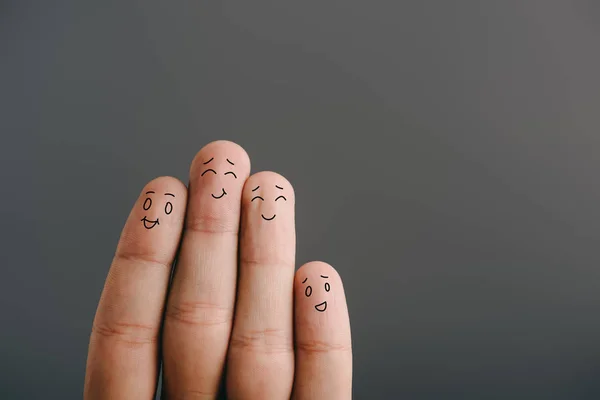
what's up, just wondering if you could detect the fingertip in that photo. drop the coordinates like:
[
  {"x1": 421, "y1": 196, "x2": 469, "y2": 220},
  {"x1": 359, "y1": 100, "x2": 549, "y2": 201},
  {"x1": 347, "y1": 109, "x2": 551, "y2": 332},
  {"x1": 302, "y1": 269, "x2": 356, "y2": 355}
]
[
  {"x1": 296, "y1": 261, "x2": 344, "y2": 297},
  {"x1": 296, "y1": 261, "x2": 341, "y2": 285},
  {"x1": 189, "y1": 140, "x2": 251, "y2": 180},
  {"x1": 141, "y1": 175, "x2": 187, "y2": 196},
  {"x1": 243, "y1": 171, "x2": 295, "y2": 205},
  {"x1": 137, "y1": 176, "x2": 187, "y2": 223},
  {"x1": 240, "y1": 171, "x2": 296, "y2": 249},
  {"x1": 295, "y1": 261, "x2": 347, "y2": 315}
]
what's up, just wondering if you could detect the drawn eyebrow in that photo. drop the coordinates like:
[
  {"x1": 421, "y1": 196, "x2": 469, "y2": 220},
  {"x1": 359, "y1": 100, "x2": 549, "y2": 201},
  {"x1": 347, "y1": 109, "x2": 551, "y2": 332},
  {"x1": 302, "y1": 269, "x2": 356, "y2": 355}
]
[
  {"x1": 203, "y1": 157, "x2": 214, "y2": 165},
  {"x1": 146, "y1": 191, "x2": 155, "y2": 194},
  {"x1": 320, "y1": 275, "x2": 329, "y2": 279},
  {"x1": 276, "y1": 185, "x2": 283, "y2": 190},
  {"x1": 201, "y1": 169, "x2": 217, "y2": 176},
  {"x1": 302, "y1": 278, "x2": 308, "y2": 283},
  {"x1": 226, "y1": 159, "x2": 234, "y2": 165},
  {"x1": 252, "y1": 186, "x2": 260, "y2": 192},
  {"x1": 164, "y1": 193, "x2": 175, "y2": 197}
]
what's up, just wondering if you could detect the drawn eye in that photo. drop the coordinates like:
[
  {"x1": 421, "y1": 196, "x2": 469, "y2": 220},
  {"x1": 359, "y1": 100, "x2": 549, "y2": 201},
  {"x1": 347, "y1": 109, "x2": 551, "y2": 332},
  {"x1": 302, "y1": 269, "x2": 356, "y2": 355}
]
[
  {"x1": 251, "y1": 196, "x2": 264, "y2": 202},
  {"x1": 225, "y1": 171, "x2": 237, "y2": 179},
  {"x1": 165, "y1": 202, "x2": 173, "y2": 215},
  {"x1": 275, "y1": 196, "x2": 287, "y2": 202},
  {"x1": 201, "y1": 169, "x2": 217, "y2": 176},
  {"x1": 305, "y1": 286, "x2": 312, "y2": 297},
  {"x1": 325, "y1": 282, "x2": 330, "y2": 292},
  {"x1": 143, "y1": 198, "x2": 152, "y2": 210}
]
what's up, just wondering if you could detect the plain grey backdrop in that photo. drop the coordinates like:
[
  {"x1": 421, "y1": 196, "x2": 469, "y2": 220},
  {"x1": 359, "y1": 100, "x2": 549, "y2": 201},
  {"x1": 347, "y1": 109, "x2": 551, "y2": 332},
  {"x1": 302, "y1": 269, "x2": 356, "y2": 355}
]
[{"x1": 2, "y1": 0, "x2": 600, "y2": 398}]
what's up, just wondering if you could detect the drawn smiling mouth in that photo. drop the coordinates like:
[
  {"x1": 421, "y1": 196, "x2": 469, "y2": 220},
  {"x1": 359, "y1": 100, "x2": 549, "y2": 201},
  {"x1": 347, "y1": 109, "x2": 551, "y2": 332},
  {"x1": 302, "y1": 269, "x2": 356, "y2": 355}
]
[
  {"x1": 261, "y1": 214, "x2": 276, "y2": 221},
  {"x1": 141, "y1": 217, "x2": 159, "y2": 229},
  {"x1": 315, "y1": 301, "x2": 327, "y2": 312},
  {"x1": 211, "y1": 188, "x2": 227, "y2": 199}
]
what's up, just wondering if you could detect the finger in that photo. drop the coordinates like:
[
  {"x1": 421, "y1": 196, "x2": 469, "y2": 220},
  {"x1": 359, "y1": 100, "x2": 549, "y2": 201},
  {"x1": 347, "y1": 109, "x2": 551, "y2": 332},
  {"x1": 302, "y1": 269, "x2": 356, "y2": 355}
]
[
  {"x1": 292, "y1": 261, "x2": 353, "y2": 400},
  {"x1": 226, "y1": 171, "x2": 296, "y2": 400},
  {"x1": 162, "y1": 141, "x2": 250, "y2": 399},
  {"x1": 84, "y1": 176, "x2": 187, "y2": 400}
]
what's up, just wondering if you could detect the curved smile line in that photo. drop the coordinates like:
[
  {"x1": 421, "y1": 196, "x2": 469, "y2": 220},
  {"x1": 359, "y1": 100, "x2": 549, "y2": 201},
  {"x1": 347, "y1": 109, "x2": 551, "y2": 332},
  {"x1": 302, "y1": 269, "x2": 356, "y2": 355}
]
[
  {"x1": 141, "y1": 217, "x2": 159, "y2": 229},
  {"x1": 315, "y1": 301, "x2": 327, "y2": 312},
  {"x1": 261, "y1": 214, "x2": 276, "y2": 221},
  {"x1": 211, "y1": 188, "x2": 227, "y2": 199}
]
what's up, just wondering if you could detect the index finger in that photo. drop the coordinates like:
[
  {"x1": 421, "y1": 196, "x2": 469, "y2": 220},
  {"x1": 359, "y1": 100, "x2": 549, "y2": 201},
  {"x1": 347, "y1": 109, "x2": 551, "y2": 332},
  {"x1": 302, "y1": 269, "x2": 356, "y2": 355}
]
[{"x1": 84, "y1": 176, "x2": 187, "y2": 400}]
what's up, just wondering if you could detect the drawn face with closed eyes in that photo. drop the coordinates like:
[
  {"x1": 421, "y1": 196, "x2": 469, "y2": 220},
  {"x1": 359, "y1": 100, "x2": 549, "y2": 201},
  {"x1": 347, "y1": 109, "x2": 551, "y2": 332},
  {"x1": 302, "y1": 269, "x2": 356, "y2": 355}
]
[
  {"x1": 200, "y1": 157, "x2": 238, "y2": 199},
  {"x1": 140, "y1": 191, "x2": 175, "y2": 229},
  {"x1": 250, "y1": 184, "x2": 287, "y2": 221},
  {"x1": 302, "y1": 275, "x2": 331, "y2": 312}
]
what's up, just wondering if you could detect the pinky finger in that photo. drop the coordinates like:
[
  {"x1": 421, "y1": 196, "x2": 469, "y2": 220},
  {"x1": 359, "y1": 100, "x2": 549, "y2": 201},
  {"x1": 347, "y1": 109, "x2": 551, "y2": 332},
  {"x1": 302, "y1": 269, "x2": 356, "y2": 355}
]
[{"x1": 292, "y1": 261, "x2": 353, "y2": 400}]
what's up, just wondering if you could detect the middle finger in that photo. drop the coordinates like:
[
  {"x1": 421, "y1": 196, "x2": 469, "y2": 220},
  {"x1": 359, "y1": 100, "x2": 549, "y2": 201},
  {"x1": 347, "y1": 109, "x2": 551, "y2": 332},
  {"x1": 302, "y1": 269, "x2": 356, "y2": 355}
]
[{"x1": 162, "y1": 140, "x2": 250, "y2": 398}]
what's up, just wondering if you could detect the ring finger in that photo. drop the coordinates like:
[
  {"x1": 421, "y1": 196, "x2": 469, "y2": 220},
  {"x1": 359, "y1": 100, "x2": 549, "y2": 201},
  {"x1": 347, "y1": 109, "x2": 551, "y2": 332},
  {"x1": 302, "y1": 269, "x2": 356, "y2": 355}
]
[{"x1": 226, "y1": 172, "x2": 297, "y2": 399}]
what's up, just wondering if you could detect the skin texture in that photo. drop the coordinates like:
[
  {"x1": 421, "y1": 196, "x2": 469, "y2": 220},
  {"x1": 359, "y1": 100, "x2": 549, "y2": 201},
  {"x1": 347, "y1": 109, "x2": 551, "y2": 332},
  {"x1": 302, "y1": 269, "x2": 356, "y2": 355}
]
[{"x1": 84, "y1": 141, "x2": 352, "y2": 400}]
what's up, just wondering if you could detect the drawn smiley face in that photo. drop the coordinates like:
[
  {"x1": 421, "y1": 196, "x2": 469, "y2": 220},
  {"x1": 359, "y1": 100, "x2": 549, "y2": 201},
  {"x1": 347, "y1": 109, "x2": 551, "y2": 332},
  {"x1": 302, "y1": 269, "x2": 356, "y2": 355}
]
[
  {"x1": 200, "y1": 157, "x2": 238, "y2": 199},
  {"x1": 141, "y1": 191, "x2": 175, "y2": 229},
  {"x1": 250, "y1": 184, "x2": 287, "y2": 221},
  {"x1": 303, "y1": 275, "x2": 331, "y2": 312}
]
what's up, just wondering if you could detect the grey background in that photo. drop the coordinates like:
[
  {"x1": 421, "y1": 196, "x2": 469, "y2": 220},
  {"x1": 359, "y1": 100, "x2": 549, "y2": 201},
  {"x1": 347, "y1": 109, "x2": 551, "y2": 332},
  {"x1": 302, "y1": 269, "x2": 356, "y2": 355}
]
[{"x1": 2, "y1": 0, "x2": 600, "y2": 398}]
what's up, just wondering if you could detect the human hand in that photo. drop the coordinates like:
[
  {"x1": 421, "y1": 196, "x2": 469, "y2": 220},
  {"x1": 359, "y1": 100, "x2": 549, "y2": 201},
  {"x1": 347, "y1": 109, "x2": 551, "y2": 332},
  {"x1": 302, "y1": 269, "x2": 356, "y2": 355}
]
[{"x1": 84, "y1": 141, "x2": 352, "y2": 400}]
